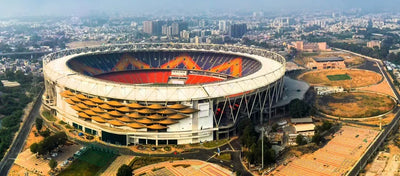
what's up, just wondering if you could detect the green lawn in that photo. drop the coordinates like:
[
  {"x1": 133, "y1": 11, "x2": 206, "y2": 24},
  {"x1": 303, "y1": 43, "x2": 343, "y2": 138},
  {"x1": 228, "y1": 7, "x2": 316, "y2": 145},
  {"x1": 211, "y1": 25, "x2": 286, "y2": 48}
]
[
  {"x1": 42, "y1": 111, "x2": 56, "y2": 121},
  {"x1": 216, "y1": 153, "x2": 232, "y2": 161},
  {"x1": 326, "y1": 74, "x2": 351, "y2": 81},
  {"x1": 202, "y1": 138, "x2": 229, "y2": 148},
  {"x1": 59, "y1": 149, "x2": 116, "y2": 176}
]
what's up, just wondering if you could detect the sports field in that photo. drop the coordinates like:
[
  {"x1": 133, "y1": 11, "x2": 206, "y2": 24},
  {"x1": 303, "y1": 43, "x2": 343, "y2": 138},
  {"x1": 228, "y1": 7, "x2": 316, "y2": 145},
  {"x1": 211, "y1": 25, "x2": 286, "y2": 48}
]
[
  {"x1": 326, "y1": 74, "x2": 351, "y2": 81},
  {"x1": 315, "y1": 92, "x2": 395, "y2": 118},
  {"x1": 298, "y1": 69, "x2": 382, "y2": 88},
  {"x1": 59, "y1": 149, "x2": 117, "y2": 176}
]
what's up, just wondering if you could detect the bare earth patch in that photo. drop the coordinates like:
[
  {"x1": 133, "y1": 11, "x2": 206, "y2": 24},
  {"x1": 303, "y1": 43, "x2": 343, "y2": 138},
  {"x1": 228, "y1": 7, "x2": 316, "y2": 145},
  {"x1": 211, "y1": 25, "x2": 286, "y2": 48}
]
[
  {"x1": 359, "y1": 74, "x2": 395, "y2": 97},
  {"x1": 316, "y1": 92, "x2": 395, "y2": 118},
  {"x1": 299, "y1": 69, "x2": 382, "y2": 88}
]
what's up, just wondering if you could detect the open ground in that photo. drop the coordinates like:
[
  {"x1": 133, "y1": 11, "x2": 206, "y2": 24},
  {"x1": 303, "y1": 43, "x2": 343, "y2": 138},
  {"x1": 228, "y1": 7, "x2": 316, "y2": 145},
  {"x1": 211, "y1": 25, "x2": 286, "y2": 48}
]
[
  {"x1": 315, "y1": 92, "x2": 395, "y2": 118},
  {"x1": 269, "y1": 126, "x2": 379, "y2": 176},
  {"x1": 298, "y1": 69, "x2": 382, "y2": 88}
]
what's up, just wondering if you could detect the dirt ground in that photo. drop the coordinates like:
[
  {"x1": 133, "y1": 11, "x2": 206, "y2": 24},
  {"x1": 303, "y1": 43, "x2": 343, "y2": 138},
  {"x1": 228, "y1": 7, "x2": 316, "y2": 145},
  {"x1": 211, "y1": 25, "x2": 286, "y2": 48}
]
[
  {"x1": 298, "y1": 69, "x2": 382, "y2": 88},
  {"x1": 8, "y1": 164, "x2": 27, "y2": 176},
  {"x1": 269, "y1": 126, "x2": 379, "y2": 176},
  {"x1": 315, "y1": 92, "x2": 395, "y2": 118},
  {"x1": 23, "y1": 125, "x2": 45, "y2": 151},
  {"x1": 359, "y1": 77, "x2": 396, "y2": 97}
]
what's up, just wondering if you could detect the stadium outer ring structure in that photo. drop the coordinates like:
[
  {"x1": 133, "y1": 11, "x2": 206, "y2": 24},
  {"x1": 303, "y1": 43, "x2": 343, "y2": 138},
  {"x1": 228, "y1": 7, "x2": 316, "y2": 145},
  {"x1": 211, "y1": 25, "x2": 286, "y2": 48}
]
[{"x1": 42, "y1": 43, "x2": 286, "y2": 146}]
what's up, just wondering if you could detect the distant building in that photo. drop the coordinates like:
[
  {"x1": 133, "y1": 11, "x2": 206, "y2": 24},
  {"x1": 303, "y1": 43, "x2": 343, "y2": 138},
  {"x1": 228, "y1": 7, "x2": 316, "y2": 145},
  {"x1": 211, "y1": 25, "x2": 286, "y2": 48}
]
[
  {"x1": 142, "y1": 20, "x2": 164, "y2": 36},
  {"x1": 293, "y1": 123, "x2": 316, "y2": 136},
  {"x1": 314, "y1": 86, "x2": 344, "y2": 95},
  {"x1": 143, "y1": 21, "x2": 153, "y2": 35},
  {"x1": 367, "y1": 40, "x2": 381, "y2": 48},
  {"x1": 290, "y1": 117, "x2": 313, "y2": 124},
  {"x1": 288, "y1": 117, "x2": 315, "y2": 145},
  {"x1": 1, "y1": 80, "x2": 20, "y2": 87},
  {"x1": 307, "y1": 57, "x2": 346, "y2": 70},
  {"x1": 287, "y1": 41, "x2": 332, "y2": 52},
  {"x1": 228, "y1": 24, "x2": 247, "y2": 38}
]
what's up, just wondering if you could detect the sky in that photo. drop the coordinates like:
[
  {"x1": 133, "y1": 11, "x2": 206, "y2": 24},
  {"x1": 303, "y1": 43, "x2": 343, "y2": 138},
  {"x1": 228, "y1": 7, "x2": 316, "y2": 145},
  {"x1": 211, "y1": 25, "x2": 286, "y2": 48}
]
[{"x1": 0, "y1": 0, "x2": 397, "y2": 17}]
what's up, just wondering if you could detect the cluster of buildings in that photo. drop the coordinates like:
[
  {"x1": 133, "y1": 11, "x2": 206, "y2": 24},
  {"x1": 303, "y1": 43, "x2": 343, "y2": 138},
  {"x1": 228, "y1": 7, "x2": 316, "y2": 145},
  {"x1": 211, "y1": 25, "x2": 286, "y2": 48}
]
[
  {"x1": 0, "y1": 57, "x2": 42, "y2": 75},
  {"x1": 287, "y1": 41, "x2": 331, "y2": 52},
  {"x1": 268, "y1": 117, "x2": 316, "y2": 146}
]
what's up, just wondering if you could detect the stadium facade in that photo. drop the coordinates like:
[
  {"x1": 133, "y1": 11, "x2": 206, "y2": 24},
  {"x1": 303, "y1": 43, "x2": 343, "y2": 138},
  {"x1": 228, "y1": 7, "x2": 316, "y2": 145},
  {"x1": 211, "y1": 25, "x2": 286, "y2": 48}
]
[{"x1": 42, "y1": 43, "x2": 286, "y2": 146}]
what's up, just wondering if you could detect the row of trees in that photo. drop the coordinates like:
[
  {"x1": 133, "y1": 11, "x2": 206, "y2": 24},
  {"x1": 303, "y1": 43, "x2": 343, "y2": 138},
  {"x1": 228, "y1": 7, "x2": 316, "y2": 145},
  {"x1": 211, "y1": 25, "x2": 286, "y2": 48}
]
[
  {"x1": 288, "y1": 99, "x2": 313, "y2": 118},
  {"x1": 238, "y1": 118, "x2": 276, "y2": 165},
  {"x1": 0, "y1": 71, "x2": 42, "y2": 159},
  {"x1": 30, "y1": 132, "x2": 68, "y2": 155}
]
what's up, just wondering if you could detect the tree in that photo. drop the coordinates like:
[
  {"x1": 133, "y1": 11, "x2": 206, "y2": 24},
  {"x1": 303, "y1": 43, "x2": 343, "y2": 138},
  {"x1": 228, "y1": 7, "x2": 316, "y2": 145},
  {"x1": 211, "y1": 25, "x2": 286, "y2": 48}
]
[
  {"x1": 312, "y1": 133, "x2": 323, "y2": 145},
  {"x1": 296, "y1": 134, "x2": 307, "y2": 145},
  {"x1": 30, "y1": 143, "x2": 39, "y2": 153},
  {"x1": 35, "y1": 118, "x2": 43, "y2": 131},
  {"x1": 117, "y1": 164, "x2": 133, "y2": 176},
  {"x1": 49, "y1": 159, "x2": 57, "y2": 170},
  {"x1": 288, "y1": 99, "x2": 311, "y2": 118}
]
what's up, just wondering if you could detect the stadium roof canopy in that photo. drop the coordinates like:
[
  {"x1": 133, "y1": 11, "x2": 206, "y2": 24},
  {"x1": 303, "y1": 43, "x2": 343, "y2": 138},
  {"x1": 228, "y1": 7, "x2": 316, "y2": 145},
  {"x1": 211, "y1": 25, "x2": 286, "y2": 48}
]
[{"x1": 44, "y1": 44, "x2": 285, "y2": 102}]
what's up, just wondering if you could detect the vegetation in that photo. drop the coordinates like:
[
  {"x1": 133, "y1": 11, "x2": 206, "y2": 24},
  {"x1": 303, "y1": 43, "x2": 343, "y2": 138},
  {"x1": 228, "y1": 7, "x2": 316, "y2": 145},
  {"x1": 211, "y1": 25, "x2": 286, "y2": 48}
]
[
  {"x1": 59, "y1": 149, "x2": 116, "y2": 176},
  {"x1": 151, "y1": 166, "x2": 165, "y2": 172},
  {"x1": 316, "y1": 92, "x2": 395, "y2": 118},
  {"x1": 31, "y1": 132, "x2": 67, "y2": 155},
  {"x1": 238, "y1": 119, "x2": 276, "y2": 165},
  {"x1": 288, "y1": 99, "x2": 312, "y2": 118},
  {"x1": 129, "y1": 156, "x2": 181, "y2": 170},
  {"x1": 296, "y1": 134, "x2": 308, "y2": 145},
  {"x1": 39, "y1": 129, "x2": 51, "y2": 137},
  {"x1": 42, "y1": 111, "x2": 56, "y2": 121},
  {"x1": 172, "y1": 164, "x2": 191, "y2": 168},
  {"x1": 0, "y1": 71, "x2": 42, "y2": 160},
  {"x1": 203, "y1": 138, "x2": 229, "y2": 148},
  {"x1": 216, "y1": 153, "x2": 232, "y2": 161},
  {"x1": 326, "y1": 74, "x2": 351, "y2": 81},
  {"x1": 117, "y1": 164, "x2": 133, "y2": 176},
  {"x1": 49, "y1": 159, "x2": 58, "y2": 170},
  {"x1": 30, "y1": 143, "x2": 39, "y2": 153},
  {"x1": 35, "y1": 118, "x2": 43, "y2": 131},
  {"x1": 312, "y1": 121, "x2": 334, "y2": 145}
]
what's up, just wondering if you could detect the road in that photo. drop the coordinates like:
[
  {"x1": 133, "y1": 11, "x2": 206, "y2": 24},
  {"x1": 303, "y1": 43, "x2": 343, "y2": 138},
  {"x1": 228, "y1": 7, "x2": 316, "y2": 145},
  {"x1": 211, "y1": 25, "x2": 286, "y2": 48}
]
[{"x1": 0, "y1": 91, "x2": 43, "y2": 175}]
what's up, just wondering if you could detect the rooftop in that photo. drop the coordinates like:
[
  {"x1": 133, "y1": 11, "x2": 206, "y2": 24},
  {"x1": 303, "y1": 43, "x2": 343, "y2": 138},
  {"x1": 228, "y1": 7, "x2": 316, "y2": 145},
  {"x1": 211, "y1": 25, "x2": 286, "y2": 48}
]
[
  {"x1": 291, "y1": 117, "x2": 313, "y2": 124},
  {"x1": 294, "y1": 123, "x2": 315, "y2": 132},
  {"x1": 313, "y1": 57, "x2": 344, "y2": 62}
]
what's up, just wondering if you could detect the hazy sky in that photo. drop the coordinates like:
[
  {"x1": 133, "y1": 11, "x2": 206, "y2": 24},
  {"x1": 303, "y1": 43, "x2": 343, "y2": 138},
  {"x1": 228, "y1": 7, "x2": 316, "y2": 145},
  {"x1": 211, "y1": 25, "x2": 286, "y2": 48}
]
[{"x1": 0, "y1": 0, "x2": 397, "y2": 17}]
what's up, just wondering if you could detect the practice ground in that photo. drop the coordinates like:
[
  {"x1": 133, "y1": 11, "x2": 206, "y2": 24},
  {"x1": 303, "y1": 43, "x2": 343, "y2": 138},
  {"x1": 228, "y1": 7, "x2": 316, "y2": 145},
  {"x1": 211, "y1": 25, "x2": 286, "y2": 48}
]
[
  {"x1": 134, "y1": 159, "x2": 233, "y2": 176},
  {"x1": 298, "y1": 69, "x2": 382, "y2": 88},
  {"x1": 315, "y1": 92, "x2": 395, "y2": 118},
  {"x1": 59, "y1": 149, "x2": 116, "y2": 176},
  {"x1": 269, "y1": 126, "x2": 379, "y2": 176}
]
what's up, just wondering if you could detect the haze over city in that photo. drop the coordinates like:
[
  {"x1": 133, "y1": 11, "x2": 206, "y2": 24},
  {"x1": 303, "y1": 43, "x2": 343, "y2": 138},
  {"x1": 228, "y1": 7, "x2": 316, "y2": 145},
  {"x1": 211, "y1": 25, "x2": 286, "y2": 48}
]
[{"x1": 0, "y1": 0, "x2": 399, "y2": 17}]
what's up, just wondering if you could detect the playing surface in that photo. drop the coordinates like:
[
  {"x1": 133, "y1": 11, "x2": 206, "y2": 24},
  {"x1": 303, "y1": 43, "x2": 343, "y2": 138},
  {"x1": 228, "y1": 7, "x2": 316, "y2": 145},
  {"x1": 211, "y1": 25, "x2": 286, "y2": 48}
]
[
  {"x1": 326, "y1": 74, "x2": 351, "y2": 81},
  {"x1": 299, "y1": 69, "x2": 382, "y2": 88}
]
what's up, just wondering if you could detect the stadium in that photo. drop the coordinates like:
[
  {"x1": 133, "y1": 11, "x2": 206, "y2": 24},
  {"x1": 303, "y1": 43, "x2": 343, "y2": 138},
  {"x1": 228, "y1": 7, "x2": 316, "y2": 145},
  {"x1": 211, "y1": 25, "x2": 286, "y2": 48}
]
[{"x1": 42, "y1": 43, "x2": 286, "y2": 146}]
